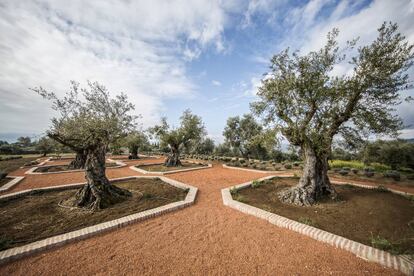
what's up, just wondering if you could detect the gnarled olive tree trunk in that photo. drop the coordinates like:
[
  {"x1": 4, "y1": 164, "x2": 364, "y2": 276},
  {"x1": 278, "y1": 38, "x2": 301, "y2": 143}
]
[
  {"x1": 278, "y1": 147, "x2": 337, "y2": 206},
  {"x1": 129, "y1": 145, "x2": 139, "y2": 159},
  {"x1": 67, "y1": 151, "x2": 87, "y2": 169},
  {"x1": 73, "y1": 145, "x2": 131, "y2": 210},
  {"x1": 164, "y1": 146, "x2": 181, "y2": 167}
]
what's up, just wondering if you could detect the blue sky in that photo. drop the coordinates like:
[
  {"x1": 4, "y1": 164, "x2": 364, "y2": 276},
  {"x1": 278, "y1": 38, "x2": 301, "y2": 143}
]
[{"x1": 0, "y1": 0, "x2": 413, "y2": 143}]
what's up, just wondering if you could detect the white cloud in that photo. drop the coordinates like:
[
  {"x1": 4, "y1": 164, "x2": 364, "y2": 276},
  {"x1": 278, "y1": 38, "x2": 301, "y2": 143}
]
[
  {"x1": 0, "y1": 0, "x2": 238, "y2": 135},
  {"x1": 212, "y1": 80, "x2": 222, "y2": 86}
]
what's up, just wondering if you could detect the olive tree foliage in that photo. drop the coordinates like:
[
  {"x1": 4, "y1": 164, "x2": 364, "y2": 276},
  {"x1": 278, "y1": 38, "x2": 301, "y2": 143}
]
[
  {"x1": 32, "y1": 81, "x2": 137, "y2": 210},
  {"x1": 252, "y1": 22, "x2": 413, "y2": 206},
  {"x1": 35, "y1": 136, "x2": 56, "y2": 156},
  {"x1": 195, "y1": 137, "x2": 215, "y2": 154},
  {"x1": 363, "y1": 139, "x2": 414, "y2": 169},
  {"x1": 124, "y1": 130, "x2": 149, "y2": 159},
  {"x1": 223, "y1": 114, "x2": 276, "y2": 159},
  {"x1": 151, "y1": 110, "x2": 206, "y2": 166}
]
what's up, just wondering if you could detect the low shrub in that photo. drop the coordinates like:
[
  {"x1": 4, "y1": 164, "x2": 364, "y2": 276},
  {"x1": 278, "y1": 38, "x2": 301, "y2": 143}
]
[
  {"x1": 284, "y1": 164, "x2": 292, "y2": 169},
  {"x1": 376, "y1": 185, "x2": 389, "y2": 192},
  {"x1": 351, "y1": 168, "x2": 359, "y2": 174},
  {"x1": 251, "y1": 180, "x2": 261, "y2": 188},
  {"x1": 383, "y1": 170, "x2": 401, "y2": 181},
  {"x1": 293, "y1": 161, "x2": 300, "y2": 167},
  {"x1": 364, "y1": 171, "x2": 375, "y2": 177},
  {"x1": 298, "y1": 217, "x2": 316, "y2": 227},
  {"x1": 370, "y1": 235, "x2": 392, "y2": 251},
  {"x1": 338, "y1": 170, "x2": 349, "y2": 176}
]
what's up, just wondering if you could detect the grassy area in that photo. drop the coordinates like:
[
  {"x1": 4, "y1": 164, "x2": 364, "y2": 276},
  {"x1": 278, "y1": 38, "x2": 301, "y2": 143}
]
[
  {"x1": 234, "y1": 177, "x2": 414, "y2": 256},
  {"x1": 329, "y1": 160, "x2": 391, "y2": 172},
  {"x1": 0, "y1": 178, "x2": 188, "y2": 251}
]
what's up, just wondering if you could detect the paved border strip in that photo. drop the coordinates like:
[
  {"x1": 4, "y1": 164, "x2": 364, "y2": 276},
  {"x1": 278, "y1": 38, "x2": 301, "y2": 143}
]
[
  {"x1": 0, "y1": 176, "x2": 197, "y2": 265},
  {"x1": 25, "y1": 159, "x2": 127, "y2": 175},
  {"x1": 130, "y1": 161, "x2": 212, "y2": 175},
  {"x1": 221, "y1": 176, "x2": 414, "y2": 275},
  {"x1": 0, "y1": 176, "x2": 25, "y2": 192}
]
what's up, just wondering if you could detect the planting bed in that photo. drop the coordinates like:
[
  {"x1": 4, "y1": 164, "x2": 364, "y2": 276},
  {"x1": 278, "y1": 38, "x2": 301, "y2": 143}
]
[
  {"x1": 329, "y1": 170, "x2": 414, "y2": 188},
  {"x1": 0, "y1": 156, "x2": 40, "y2": 174},
  {"x1": 33, "y1": 162, "x2": 119, "y2": 173},
  {"x1": 232, "y1": 177, "x2": 414, "y2": 256},
  {"x1": 0, "y1": 178, "x2": 188, "y2": 251},
  {"x1": 139, "y1": 162, "x2": 205, "y2": 172}
]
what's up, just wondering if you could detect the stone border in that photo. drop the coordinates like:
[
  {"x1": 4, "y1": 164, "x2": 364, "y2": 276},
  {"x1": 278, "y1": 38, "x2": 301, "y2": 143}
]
[
  {"x1": 0, "y1": 175, "x2": 197, "y2": 265},
  {"x1": 130, "y1": 161, "x2": 212, "y2": 175},
  {"x1": 25, "y1": 159, "x2": 127, "y2": 175},
  {"x1": 0, "y1": 176, "x2": 25, "y2": 192},
  {"x1": 221, "y1": 176, "x2": 414, "y2": 275}
]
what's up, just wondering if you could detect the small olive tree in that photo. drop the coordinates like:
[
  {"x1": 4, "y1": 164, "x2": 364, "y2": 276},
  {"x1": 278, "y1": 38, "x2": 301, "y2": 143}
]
[
  {"x1": 35, "y1": 136, "x2": 56, "y2": 156},
  {"x1": 252, "y1": 22, "x2": 413, "y2": 206},
  {"x1": 32, "y1": 81, "x2": 136, "y2": 210},
  {"x1": 124, "y1": 130, "x2": 149, "y2": 159},
  {"x1": 151, "y1": 110, "x2": 205, "y2": 166}
]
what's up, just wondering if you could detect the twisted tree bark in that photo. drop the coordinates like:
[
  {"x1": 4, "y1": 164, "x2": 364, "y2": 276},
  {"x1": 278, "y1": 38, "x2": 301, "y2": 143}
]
[
  {"x1": 278, "y1": 147, "x2": 337, "y2": 206},
  {"x1": 67, "y1": 145, "x2": 131, "y2": 210},
  {"x1": 67, "y1": 151, "x2": 87, "y2": 169},
  {"x1": 164, "y1": 146, "x2": 181, "y2": 167},
  {"x1": 129, "y1": 145, "x2": 139, "y2": 159}
]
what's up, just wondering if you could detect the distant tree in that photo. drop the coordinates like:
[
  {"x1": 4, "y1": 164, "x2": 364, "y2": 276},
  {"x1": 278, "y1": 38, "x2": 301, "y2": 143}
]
[
  {"x1": 195, "y1": 138, "x2": 215, "y2": 154},
  {"x1": 363, "y1": 139, "x2": 414, "y2": 169},
  {"x1": 223, "y1": 114, "x2": 276, "y2": 159},
  {"x1": 124, "y1": 130, "x2": 149, "y2": 159},
  {"x1": 36, "y1": 136, "x2": 56, "y2": 156},
  {"x1": 32, "y1": 81, "x2": 136, "y2": 210},
  {"x1": 17, "y1": 136, "x2": 31, "y2": 147},
  {"x1": 0, "y1": 140, "x2": 8, "y2": 146},
  {"x1": 214, "y1": 143, "x2": 232, "y2": 156},
  {"x1": 109, "y1": 140, "x2": 124, "y2": 155},
  {"x1": 252, "y1": 22, "x2": 413, "y2": 206},
  {"x1": 151, "y1": 110, "x2": 205, "y2": 166}
]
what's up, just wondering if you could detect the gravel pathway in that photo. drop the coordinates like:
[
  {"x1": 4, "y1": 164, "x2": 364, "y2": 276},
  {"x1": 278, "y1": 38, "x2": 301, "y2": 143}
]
[{"x1": 0, "y1": 164, "x2": 401, "y2": 275}]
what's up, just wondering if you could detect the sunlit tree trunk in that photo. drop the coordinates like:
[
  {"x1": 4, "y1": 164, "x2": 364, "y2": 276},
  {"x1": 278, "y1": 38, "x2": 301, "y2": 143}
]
[
  {"x1": 278, "y1": 147, "x2": 337, "y2": 206},
  {"x1": 74, "y1": 144, "x2": 131, "y2": 210},
  {"x1": 164, "y1": 146, "x2": 182, "y2": 167}
]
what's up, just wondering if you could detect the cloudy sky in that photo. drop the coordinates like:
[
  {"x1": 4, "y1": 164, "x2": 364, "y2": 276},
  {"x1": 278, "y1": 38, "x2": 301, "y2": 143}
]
[{"x1": 1, "y1": 0, "x2": 413, "y2": 143}]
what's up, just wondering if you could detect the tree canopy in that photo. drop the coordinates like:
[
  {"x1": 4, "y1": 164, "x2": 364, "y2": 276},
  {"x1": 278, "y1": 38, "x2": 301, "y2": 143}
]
[
  {"x1": 252, "y1": 22, "x2": 413, "y2": 206},
  {"x1": 151, "y1": 109, "x2": 205, "y2": 166}
]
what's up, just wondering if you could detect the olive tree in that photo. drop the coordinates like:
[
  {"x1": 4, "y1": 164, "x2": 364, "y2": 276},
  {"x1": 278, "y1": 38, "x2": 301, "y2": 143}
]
[
  {"x1": 32, "y1": 81, "x2": 136, "y2": 210},
  {"x1": 36, "y1": 136, "x2": 56, "y2": 156},
  {"x1": 151, "y1": 110, "x2": 205, "y2": 166},
  {"x1": 223, "y1": 114, "x2": 276, "y2": 159},
  {"x1": 252, "y1": 22, "x2": 413, "y2": 206},
  {"x1": 124, "y1": 130, "x2": 149, "y2": 159}
]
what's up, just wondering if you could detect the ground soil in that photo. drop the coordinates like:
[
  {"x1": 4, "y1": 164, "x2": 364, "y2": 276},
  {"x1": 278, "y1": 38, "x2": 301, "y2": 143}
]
[
  {"x1": 34, "y1": 162, "x2": 119, "y2": 173},
  {"x1": 329, "y1": 171, "x2": 414, "y2": 188},
  {"x1": 0, "y1": 178, "x2": 187, "y2": 251},
  {"x1": 109, "y1": 155, "x2": 154, "y2": 161},
  {"x1": 137, "y1": 162, "x2": 206, "y2": 172},
  {"x1": 0, "y1": 156, "x2": 41, "y2": 174},
  {"x1": 235, "y1": 177, "x2": 414, "y2": 256},
  {"x1": 0, "y1": 164, "x2": 401, "y2": 275}
]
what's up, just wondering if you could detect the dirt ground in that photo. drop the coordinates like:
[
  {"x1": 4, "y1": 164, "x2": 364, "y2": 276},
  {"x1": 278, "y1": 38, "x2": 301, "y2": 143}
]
[
  {"x1": 34, "y1": 162, "x2": 118, "y2": 173},
  {"x1": 235, "y1": 177, "x2": 414, "y2": 256},
  {"x1": 0, "y1": 178, "x2": 187, "y2": 251},
  {"x1": 0, "y1": 164, "x2": 402, "y2": 275}
]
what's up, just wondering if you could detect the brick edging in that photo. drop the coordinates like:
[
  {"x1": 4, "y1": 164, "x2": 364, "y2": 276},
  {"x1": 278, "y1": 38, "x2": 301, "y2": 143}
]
[
  {"x1": 221, "y1": 176, "x2": 414, "y2": 275},
  {"x1": 0, "y1": 176, "x2": 197, "y2": 265},
  {"x1": 0, "y1": 176, "x2": 25, "y2": 192},
  {"x1": 129, "y1": 161, "x2": 212, "y2": 175}
]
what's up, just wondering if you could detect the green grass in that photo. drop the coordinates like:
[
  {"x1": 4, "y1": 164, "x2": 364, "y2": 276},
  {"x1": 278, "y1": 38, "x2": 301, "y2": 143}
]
[{"x1": 329, "y1": 160, "x2": 390, "y2": 172}]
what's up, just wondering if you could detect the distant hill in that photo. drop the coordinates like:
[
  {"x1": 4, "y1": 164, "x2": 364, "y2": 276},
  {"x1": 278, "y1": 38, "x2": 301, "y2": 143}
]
[{"x1": 405, "y1": 138, "x2": 414, "y2": 143}]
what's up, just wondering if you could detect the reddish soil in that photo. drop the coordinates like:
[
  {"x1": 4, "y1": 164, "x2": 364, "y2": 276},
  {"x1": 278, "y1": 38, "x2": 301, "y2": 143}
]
[{"x1": 0, "y1": 164, "x2": 400, "y2": 275}]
